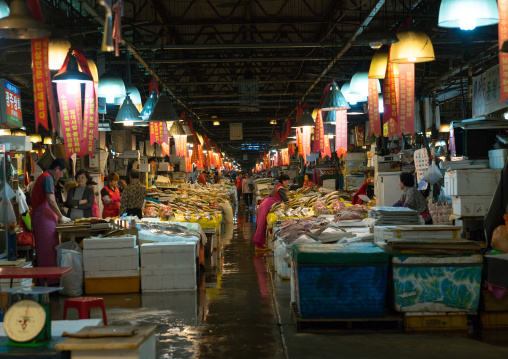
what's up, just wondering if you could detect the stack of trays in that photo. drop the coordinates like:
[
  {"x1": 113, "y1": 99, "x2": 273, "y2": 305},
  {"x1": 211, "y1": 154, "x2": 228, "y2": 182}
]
[
  {"x1": 369, "y1": 207, "x2": 421, "y2": 226},
  {"x1": 83, "y1": 235, "x2": 140, "y2": 294}
]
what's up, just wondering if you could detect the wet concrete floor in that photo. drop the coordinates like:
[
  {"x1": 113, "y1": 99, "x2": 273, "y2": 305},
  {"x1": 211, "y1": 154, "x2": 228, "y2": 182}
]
[{"x1": 52, "y1": 205, "x2": 508, "y2": 358}]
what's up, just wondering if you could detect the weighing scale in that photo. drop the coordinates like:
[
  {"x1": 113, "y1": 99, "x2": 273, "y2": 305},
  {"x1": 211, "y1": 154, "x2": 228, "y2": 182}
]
[{"x1": 1, "y1": 286, "x2": 61, "y2": 347}]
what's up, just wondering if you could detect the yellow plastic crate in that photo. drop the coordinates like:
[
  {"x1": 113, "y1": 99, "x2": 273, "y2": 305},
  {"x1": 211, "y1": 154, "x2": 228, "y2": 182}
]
[
  {"x1": 481, "y1": 312, "x2": 508, "y2": 329},
  {"x1": 404, "y1": 313, "x2": 468, "y2": 332},
  {"x1": 481, "y1": 289, "x2": 508, "y2": 312},
  {"x1": 84, "y1": 276, "x2": 140, "y2": 294}
]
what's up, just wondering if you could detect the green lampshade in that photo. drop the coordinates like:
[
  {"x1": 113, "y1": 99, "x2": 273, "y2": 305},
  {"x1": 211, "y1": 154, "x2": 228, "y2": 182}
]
[
  {"x1": 149, "y1": 93, "x2": 179, "y2": 122},
  {"x1": 98, "y1": 71, "x2": 125, "y2": 104},
  {"x1": 293, "y1": 109, "x2": 315, "y2": 128},
  {"x1": 140, "y1": 90, "x2": 158, "y2": 120},
  {"x1": 269, "y1": 136, "x2": 284, "y2": 149},
  {"x1": 320, "y1": 82, "x2": 350, "y2": 111},
  {"x1": 115, "y1": 94, "x2": 142, "y2": 126},
  {"x1": 438, "y1": 0, "x2": 499, "y2": 30}
]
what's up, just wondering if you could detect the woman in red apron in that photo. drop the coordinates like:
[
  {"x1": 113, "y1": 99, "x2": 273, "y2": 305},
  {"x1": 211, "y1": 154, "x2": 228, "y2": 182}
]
[
  {"x1": 31, "y1": 159, "x2": 70, "y2": 285},
  {"x1": 101, "y1": 172, "x2": 121, "y2": 218}
]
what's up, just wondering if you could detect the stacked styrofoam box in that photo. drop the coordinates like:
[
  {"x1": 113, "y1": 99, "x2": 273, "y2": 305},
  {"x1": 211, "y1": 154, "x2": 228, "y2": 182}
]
[
  {"x1": 444, "y1": 169, "x2": 500, "y2": 217},
  {"x1": 489, "y1": 149, "x2": 508, "y2": 169},
  {"x1": 83, "y1": 235, "x2": 139, "y2": 279},
  {"x1": 140, "y1": 242, "x2": 197, "y2": 292}
]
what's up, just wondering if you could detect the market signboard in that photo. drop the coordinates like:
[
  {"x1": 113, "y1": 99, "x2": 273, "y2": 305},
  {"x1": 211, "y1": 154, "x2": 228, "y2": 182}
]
[{"x1": 0, "y1": 79, "x2": 22, "y2": 128}]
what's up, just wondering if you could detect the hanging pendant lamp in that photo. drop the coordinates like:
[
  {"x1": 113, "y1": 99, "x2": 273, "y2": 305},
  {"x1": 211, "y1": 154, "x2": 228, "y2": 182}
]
[
  {"x1": 98, "y1": 71, "x2": 125, "y2": 104},
  {"x1": 116, "y1": 84, "x2": 142, "y2": 112},
  {"x1": 52, "y1": 53, "x2": 93, "y2": 94},
  {"x1": 390, "y1": 30, "x2": 435, "y2": 63},
  {"x1": 292, "y1": 109, "x2": 315, "y2": 128},
  {"x1": 140, "y1": 90, "x2": 158, "y2": 120},
  {"x1": 438, "y1": 0, "x2": 499, "y2": 30},
  {"x1": 0, "y1": 0, "x2": 50, "y2": 39},
  {"x1": 369, "y1": 50, "x2": 389, "y2": 79},
  {"x1": 355, "y1": 26, "x2": 398, "y2": 49},
  {"x1": 115, "y1": 94, "x2": 142, "y2": 126},
  {"x1": 169, "y1": 121, "x2": 187, "y2": 137},
  {"x1": 48, "y1": 39, "x2": 71, "y2": 70},
  {"x1": 350, "y1": 72, "x2": 371, "y2": 97},
  {"x1": 149, "y1": 93, "x2": 179, "y2": 122},
  {"x1": 320, "y1": 82, "x2": 350, "y2": 111},
  {"x1": 269, "y1": 136, "x2": 284, "y2": 149},
  {"x1": 0, "y1": 0, "x2": 9, "y2": 19},
  {"x1": 341, "y1": 83, "x2": 368, "y2": 105}
]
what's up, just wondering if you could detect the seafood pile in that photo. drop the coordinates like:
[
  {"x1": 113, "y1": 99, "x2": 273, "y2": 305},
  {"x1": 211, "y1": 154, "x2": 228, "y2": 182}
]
[{"x1": 143, "y1": 201, "x2": 173, "y2": 219}]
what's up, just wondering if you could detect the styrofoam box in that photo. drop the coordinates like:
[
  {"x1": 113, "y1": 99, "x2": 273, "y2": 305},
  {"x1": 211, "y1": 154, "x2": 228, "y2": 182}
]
[
  {"x1": 84, "y1": 269, "x2": 140, "y2": 278},
  {"x1": 158, "y1": 162, "x2": 170, "y2": 171},
  {"x1": 322, "y1": 179, "x2": 336, "y2": 189},
  {"x1": 83, "y1": 246, "x2": 139, "y2": 272},
  {"x1": 83, "y1": 235, "x2": 136, "y2": 250},
  {"x1": 444, "y1": 169, "x2": 501, "y2": 196},
  {"x1": 138, "y1": 163, "x2": 151, "y2": 172},
  {"x1": 489, "y1": 149, "x2": 508, "y2": 169},
  {"x1": 452, "y1": 196, "x2": 493, "y2": 217},
  {"x1": 345, "y1": 152, "x2": 366, "y2": 161},
  {"x1": 141, "y1": 267, "x2": 196, "y2": 292},
  {"x1": 140, "y1": 242, "x2": 196, "y2": 269},
  {"x1": 0, "y1": 278, "x2": 32, "y2": 290}
]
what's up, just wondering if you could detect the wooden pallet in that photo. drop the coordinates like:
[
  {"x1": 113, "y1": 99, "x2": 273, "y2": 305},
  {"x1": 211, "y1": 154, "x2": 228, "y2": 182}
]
[{"x1": 291, "y1": 303, "x2": 404, "y2": 333}]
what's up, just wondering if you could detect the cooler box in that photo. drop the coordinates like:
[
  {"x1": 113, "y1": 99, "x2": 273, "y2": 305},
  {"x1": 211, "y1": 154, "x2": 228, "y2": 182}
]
[
  {"x1": 292, "y1": 242, "x2": 389, "y2": 319},
  {"x1": 392, "y1": 254, "x2": 482, "y2": 312}
]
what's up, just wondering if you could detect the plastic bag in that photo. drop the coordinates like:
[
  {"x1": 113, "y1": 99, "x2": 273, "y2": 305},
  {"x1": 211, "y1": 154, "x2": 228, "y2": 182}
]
[
  {"x1": 56, "y1": 241, "x2": 83, "y2": 297},
  {"x1": 424, "y1": 163, "x2": 443, "y2": 185},
  {"x1": 492, "y1": 214, "x2": 508, "y2": 252}
]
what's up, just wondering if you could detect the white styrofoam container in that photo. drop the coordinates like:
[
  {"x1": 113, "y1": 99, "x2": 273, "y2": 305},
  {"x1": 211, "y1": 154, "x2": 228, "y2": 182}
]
[
  {"x1": 141, "y1": 267, "x2": 196, "y2": 292},
  {"x1": 345, "y1": 175, "x2": 364, "y2": 190},
  {"x1": 444, "y1": 169, "x2": 501, "y2": 196},
  {"x1": 140, "y1": 242, "x2": 196, "y2": 269},
  {"x1": 0, "y1": 278, "x2": 32, "y2": 290},
  {"x1": 84, "y1": 269, "x2": 140, "y2": 278},
  {"x1": 83, "y1": 235, "x2": 136, "y2": 250},
  {"x1": 322, "y1": 179, "x2": 336, "y2": 190},
  {"x1": 83, "y1": 246, "x2": 139, "y2": 272},
  {"x1": 158, "y1": 162, "x2": 170, "y2": 171},
  {"x1": 489, "y1": 149, "x2": 508, "y2": 169},
  {"x1": 452, "y1": 196, "x2": 493, "y2": 217},
  {"x1": 138, "y1": 163, "x2": 151, "y2": 172}
]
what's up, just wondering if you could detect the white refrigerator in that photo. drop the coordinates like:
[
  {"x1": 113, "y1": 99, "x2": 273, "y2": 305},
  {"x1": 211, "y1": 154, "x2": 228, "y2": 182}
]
[{"x1": 375, "y1": 172, "x2": 402, "y2": 207}]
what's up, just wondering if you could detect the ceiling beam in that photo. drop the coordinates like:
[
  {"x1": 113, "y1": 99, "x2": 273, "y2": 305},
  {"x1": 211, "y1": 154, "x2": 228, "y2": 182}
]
[{"x1": 292, "y1": 0, "x2": 386, "y2": 114}]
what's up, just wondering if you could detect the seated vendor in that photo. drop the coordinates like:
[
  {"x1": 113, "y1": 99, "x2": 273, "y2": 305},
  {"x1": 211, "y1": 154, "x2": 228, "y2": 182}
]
[
  {"x1": 302, "y1": 174, "x2": 314, "y2": 188},
  {"x1": 393, "y1": 172, "x2": 433, "y2": 224}
]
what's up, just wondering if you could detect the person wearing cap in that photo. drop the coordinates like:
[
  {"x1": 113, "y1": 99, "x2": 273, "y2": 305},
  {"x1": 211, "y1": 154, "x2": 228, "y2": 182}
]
[{"x1": 87, "y1": 179, "x2": 100, "y2": 218}]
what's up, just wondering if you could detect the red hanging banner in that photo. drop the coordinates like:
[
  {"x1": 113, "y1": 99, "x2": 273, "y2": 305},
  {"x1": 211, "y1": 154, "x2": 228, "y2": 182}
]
[
  {"x1": 31, "y1": 39, "x2": 48, "y2": 131},
  {"x1": 288, "y1": 143, "x2": 296, "y2": 156},
  {"x1": 499, "y1": 0, "x2": 508, "y2": 104},
  {"x1": 81, "y1": 83, "x2": 96, "y2": 157},
  {"x1": 398, "y1": 63, "x2": 415, "y2": 135},
  {"x1": 150, "y1": 122, "x2": 164, "y2": 145},
  {"x1": 335, "y1": 110, "x2": 347, "y2": 157},
  {"x1": 174, "y1": 136, "x2": 187, "y2": 158},
  {"x1": 321, "y1": 112, "x2": 332, "y2": 159},
  {"x1": 312, "y1": 111, "x2": 323, "y2": 153},
  {"x1": 186, "y1": 157, "x2": 192, "y2": 172},
  {"x1": 296, "y1": 128, "x2": 303, "y2": 158},
  {"x1": 302, "y1": 126, "x2": 311, "y2": 163},
  {"x1": 368, "y1": 78, "x2": 381, "y2": 136},
  {"x1": 162, "y1": 142, "x2": 170, "y2": 156},
  {"x1": 383, "y1": 62, "x2": 399, "y2": 138},
  {"x1": 57, "y1": 83, "x2": 82, "y2": 158}
]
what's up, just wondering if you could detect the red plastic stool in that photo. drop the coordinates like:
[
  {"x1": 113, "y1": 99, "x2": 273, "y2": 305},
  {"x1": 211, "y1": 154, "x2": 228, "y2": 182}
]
[{"x1": 62, "y1": 297, "x2": 108, "y2": 325}]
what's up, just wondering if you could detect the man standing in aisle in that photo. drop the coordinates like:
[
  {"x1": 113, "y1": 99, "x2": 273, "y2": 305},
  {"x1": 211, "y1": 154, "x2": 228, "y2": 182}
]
[
  {"x1": 119, "y1": 169, "x2": 147, "y2": 219},
  {"x1": 236, "y1": 173, "x2": 243, "y2": 205},
  {"x1": 31, "y1": 158, "x2": 71, "y2": 284}
]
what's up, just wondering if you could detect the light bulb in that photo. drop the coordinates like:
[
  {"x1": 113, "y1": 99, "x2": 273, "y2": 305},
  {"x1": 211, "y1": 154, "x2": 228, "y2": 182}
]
[
  {"x1": 328, "y1": 134, "x2": 334, "y2": 139},
  {"x1": 123, "y1": 121, "x2": 134, "y2": 126},
  {"x1": 408, "y1": 57, "x2": 417, "y2": 62},
  {"x1": 66, "y1": 81, "x2": 80, "y2": 94},
  {"x1": 369, "y1": 41, "x2": 383, "y2": 49},
  {"x1": 460, "y1": 17, "x2": 476, "y2": 30}
]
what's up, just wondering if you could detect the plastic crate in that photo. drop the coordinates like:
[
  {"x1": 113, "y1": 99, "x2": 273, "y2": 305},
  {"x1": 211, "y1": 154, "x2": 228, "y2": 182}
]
[
  {"x1": 84, "y1": 276, "x2": 140, "y2": 294},
  {"x1": 404, "y1": 313, "x2": 468, "y2": 332},
  {"x1": 480, "y1": 312, "x2": 508, "y2": 329},
  {"x1": 295, "y1": 264, "x2": 387, "y2": 319}
]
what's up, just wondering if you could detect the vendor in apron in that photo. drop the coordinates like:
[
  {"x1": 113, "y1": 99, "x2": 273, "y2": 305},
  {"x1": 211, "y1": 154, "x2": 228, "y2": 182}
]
[
  {"x1": 31, "y1": 158, "x2": 71, "y2": 284},
  {"x1": 393, "y1": 172, "x2": 433, "y2": 224},
  {"x1": 101, "y1": 172, "x2": 121, "y2": 218}
]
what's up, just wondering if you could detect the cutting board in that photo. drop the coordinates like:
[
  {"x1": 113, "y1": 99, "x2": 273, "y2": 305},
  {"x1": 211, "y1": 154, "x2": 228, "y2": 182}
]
[
  {"x1": 55, "y1": 326, "x2": 157, "y2": 350},
  {"x1": 62, "y1": 326, "x2": 136, "y2": 338}
]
